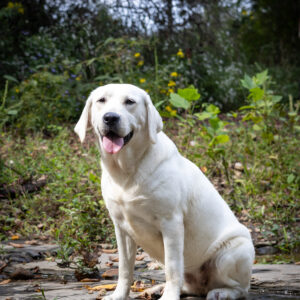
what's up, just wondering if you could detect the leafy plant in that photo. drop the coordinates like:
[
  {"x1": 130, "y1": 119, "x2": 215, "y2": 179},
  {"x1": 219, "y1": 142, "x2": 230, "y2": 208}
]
[
  {"x1": 0, "y1": 81, "x2": 22, "y2": 130},
  {"x1": 240, "y1": 70, "x2": 282, "y2": 143},
  {"x1": 195, "y1": 104, "x2": 231, "y2": 184}
]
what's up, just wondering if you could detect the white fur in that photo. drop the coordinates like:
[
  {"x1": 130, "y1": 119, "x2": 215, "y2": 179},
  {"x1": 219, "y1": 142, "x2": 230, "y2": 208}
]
[{"x1": 75, "y1": 84, "x2": 255, "y2": 300}]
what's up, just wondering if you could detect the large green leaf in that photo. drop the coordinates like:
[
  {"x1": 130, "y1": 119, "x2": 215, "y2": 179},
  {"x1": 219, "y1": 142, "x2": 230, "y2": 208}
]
[
  {"x1": 255, "y1": 70, "x2": 268, "y2": 85},
  {"x1": 177, "y1": 86, "x2": 200, "y2": 102},
  {"x1": 195, "y1": 111, "x2": 211, "y2": 121},
  {"x1": 169, "y1": 93, "x2": 190, "y2": 110},
  {"x1": 249, "y1": 87, "x2": 264, "y2": 102},
  {"x1": 206, "y1": 104, "x2": 220, "y2": 115},
  {"x1": 241, "y1": 74, "x2": 255, "y2": 90}
]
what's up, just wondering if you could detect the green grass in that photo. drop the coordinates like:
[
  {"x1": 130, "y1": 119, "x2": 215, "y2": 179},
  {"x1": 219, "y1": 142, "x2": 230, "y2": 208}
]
[{"x1": 0, "y1": 118, "x2": 299, "y2": 264}]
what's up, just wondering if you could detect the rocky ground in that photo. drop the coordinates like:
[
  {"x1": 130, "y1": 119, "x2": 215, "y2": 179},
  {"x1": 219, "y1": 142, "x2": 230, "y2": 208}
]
[{"x1": 0, "y1": 242, "x2": 299, "y2": 300}]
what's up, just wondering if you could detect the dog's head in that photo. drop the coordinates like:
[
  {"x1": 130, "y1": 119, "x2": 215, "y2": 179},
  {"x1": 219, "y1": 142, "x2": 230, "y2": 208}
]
[{"x1": 74, "y1": 84, "x2": 163, "y2": 154}]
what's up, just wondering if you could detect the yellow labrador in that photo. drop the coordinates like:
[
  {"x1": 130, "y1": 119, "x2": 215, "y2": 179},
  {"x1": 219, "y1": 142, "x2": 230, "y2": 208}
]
[{"x1": 75, "y1": 84, "x2": 255, "y2": 300}]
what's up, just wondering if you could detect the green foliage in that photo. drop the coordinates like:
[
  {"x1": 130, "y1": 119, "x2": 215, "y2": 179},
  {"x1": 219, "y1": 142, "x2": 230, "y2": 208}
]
[
  {"x1": 240, "y1": 70, "x2": 284, "y2": 143},
  {"x1": 0, "y1": 129, "x2": 114, "y2": 262},
  {"x1": 169, "y1": 93, "x2": 190, "y2": 110},
  {"x1": 0, "y1": 81, "x2": 22, "y2": 130}
]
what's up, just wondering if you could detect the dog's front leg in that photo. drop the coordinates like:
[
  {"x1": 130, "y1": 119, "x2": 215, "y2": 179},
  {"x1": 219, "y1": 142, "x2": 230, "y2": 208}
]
[
  {"x1": 159, "y1": 214, "x2": 184, "y2": 300},
  {"x1": 103, "y1": 224, "x2": 137, "y2": 300}
]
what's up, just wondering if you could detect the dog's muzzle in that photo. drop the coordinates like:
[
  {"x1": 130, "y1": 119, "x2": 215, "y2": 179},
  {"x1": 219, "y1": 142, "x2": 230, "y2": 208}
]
[{"x1": 100, "y1": 113, "x2": 133, "y2": 154}]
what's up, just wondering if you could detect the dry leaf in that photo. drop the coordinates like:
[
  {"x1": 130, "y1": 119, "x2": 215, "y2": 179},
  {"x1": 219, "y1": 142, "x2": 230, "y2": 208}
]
[
  {"x1": 102, "y1": 249, "x2": 118, "y2": 254},
  {"x1": 201, "y1": 166, "x2": 207, "y2": 173},
  {"x1": 0, "y1": 279, "x2": 11, "y2": 285},
  {"x1": 131, "y1": 280, "x2": 151, "y2": 292},
  {"x1": 11, "y1": 235, "x2": 20, "y2": 240},
  {"x1": 136, "y1": 254, "x2": 146, "y2": 261},
  {"x1": 147, "y1": 262, "x2": 161, "y2": 270},
  {"x1": 101, "y1": 268, "x2": 118, "y2": 278},
  {"x1": 105, "y1": 261, "x2": 114, "y2": 267},
  {"x1": 96, "y1": 289, "x2": 107, "y2": 299},
  {"x1": 295, "y1": 261, "x2": 300, "y2": 265},
  {"x1": 9, "y1": 242, "x2": 24, "y2": 248},
  {"x1": 86, "y1": 283, "x2": 117, "y2": 291},
  {"x1": 135, "y1": 284, "x2": 165, "y2": 299},
  {"x1": 109, "y1": 256, "x2": 119, "y2": 262},
  {"x1": 80, "y1": 278, "x2": 100, "y2": 282}
]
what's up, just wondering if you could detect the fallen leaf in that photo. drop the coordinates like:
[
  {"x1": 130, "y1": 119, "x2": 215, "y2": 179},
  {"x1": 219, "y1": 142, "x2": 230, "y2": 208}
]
[
  {"x1": 147, "y1": 262, "x2": 161, "y2": 270},
  {"x1": 9, "y1": 242, "x2": 25, "y2": 248},
  {"x1": 201, "y1": 166, "x2": 207, "y2": 173},
  {"x1": 131, "y1": 280, "x2": 152, "y2": 292},
  {"x1": 80, "y1": 278, "x2": 100, "y2": 282},
  {"x1": 37, "y1": 223, "x2": 44, "y2": 229},
  {"x1": 109, "y1": 256, "x2": 119, "y2": 262},
  {"x1": 96, "y1": 289, "x2": 107, "y2": 299},
  {"x1": 135, "y1": 284, "x2": 165, "y2": 299},
  {"x1": 102, "y1": 249, "x2": 118, "y2": 254},
  {"x1": 295, "y1": 261, "x2": 300, "y2": 265},
  {"x1": 86, "y1": 283, "x2": 117, "y2": 291},
  {"x1": 11, "y1": 235, "x2": 20, "y2": 240},
  {"x1": 101, "y1": 268, "x2": 118, "y2": 278},
  {"x1": 0, "y1": 279, "x2": 11, "y2": 285},
  {"x1": 136, "y1": 254, "x2": 146, "y2": 261},
  {"x1": 105, "y1": 261, "x2": 114, "y2": 267}
]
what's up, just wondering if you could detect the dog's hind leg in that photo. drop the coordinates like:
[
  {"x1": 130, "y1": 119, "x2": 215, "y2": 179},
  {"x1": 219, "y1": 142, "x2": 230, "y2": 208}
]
[{"x1": 206, "y1": 237, "x2": 254, "y2": 300}]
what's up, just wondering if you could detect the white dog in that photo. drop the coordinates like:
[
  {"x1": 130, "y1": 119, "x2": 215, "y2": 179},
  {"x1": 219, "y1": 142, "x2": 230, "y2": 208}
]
[{"x1": 75, "y1": 84, "x2": 255, "y2": 300}]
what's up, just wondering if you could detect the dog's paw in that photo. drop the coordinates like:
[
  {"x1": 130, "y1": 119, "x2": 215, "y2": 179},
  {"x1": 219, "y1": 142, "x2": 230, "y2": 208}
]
[
  {"x1": 102, "y1": 293, "x2": 127, "y2": 300},
  {"x1": 159, "y1": 294, "x2": 179, "y2": 300},
  {"x1": 206, "y1": 288, "x2": 246, "y2": 300}
]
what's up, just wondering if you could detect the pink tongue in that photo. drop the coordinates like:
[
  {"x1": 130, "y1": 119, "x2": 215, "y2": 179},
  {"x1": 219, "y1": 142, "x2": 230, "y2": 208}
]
[{"x1": 103, "y1": 135, "x2": 124, "y2": 154}]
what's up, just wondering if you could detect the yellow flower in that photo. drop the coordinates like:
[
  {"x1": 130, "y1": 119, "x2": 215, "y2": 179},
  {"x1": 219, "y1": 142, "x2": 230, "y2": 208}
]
[
  {"x1": 177, "y1": 49, "x2": 184, "y2": 58},
  {"x1": 139, "y1": 78, "x2": 146, "y2": 84},
  {"x1": 15, "y1": 88, "x2": 20, "y2": 93},
  {"x1": 75, "y1": 76, "x2": 81, "y2": 81},
  {"x1": 7, "y1": 2, "x2": 24, "y2": 14},
  {"x1": 145, "y1": 89, "x2": 150, "y2": 93},
  {"x1": 168, "y1": 80, "x2": 176, "y2": 87},
  {"x1": 160, "y1": 89, "x2": 166, "y2": 94},
  {"x1": 168, "y1": 88, "x2": 174, "y2": 94},
  {"x1": 241, "y1": 9, "x2": 247, "y2": 16},
  {"x1": 137, "y1": 60, "x2": 144, "y2": 67},
  {"x1": 134, "y1": 53, "x2": 141, "y2": 58},
  {"x1": 170, "y1": 72, "x2": 178, "y2": 77},
  {"x1": 201, "y1": 166, "x2": 208, "y2": 173},
  {"x1": 165, "y1": 105, "x2": 172, "y2": 112},
  {"x1": 170, "y1": 109, "x2": 177, "y2": 117}
]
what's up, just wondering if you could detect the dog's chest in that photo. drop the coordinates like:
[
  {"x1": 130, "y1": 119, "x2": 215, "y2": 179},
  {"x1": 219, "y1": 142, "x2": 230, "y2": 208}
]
[{"x1": 105, "y1": 187, "x2": 164, "y2": 257}]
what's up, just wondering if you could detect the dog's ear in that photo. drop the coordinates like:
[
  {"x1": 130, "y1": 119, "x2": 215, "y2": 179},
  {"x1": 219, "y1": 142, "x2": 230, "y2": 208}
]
[
  {"x1": 145, "y1": 93, "x2": 163, "y2": 143},
  {"x1": 74, "y1": 95, "x2": 92, "y2": 143}
]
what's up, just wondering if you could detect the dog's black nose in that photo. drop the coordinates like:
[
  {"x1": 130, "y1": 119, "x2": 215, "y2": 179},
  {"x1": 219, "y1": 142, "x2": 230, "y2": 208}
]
[{"x1": 103, "y1": 112, "x2": 120, "y2": 126}]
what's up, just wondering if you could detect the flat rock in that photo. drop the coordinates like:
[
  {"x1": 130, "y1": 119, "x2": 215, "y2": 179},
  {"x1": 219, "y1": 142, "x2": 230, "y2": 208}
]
[{"x1": 0, "y1": 255, "x2": 299, "y2": 300}]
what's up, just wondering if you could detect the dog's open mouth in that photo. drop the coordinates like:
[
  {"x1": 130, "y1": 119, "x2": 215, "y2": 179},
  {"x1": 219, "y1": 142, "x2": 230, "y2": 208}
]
[{"x1": 101, "y1": 131, "x2": 133, "y2": 154}]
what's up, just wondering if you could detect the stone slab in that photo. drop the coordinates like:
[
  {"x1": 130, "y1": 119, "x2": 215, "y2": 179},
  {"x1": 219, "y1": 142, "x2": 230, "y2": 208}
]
[{"x1": 1, "y1": 246, "x2": 300, "y2": 300}]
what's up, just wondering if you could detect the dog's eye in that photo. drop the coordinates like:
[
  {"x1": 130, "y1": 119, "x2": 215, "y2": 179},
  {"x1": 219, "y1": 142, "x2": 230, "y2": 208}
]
[
  {"x1": 125, "y1": 99, "x2": 135, "y2": 105},
  {"x1": 97, "y1": 98, "x2": 106, "y2": 103}
]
